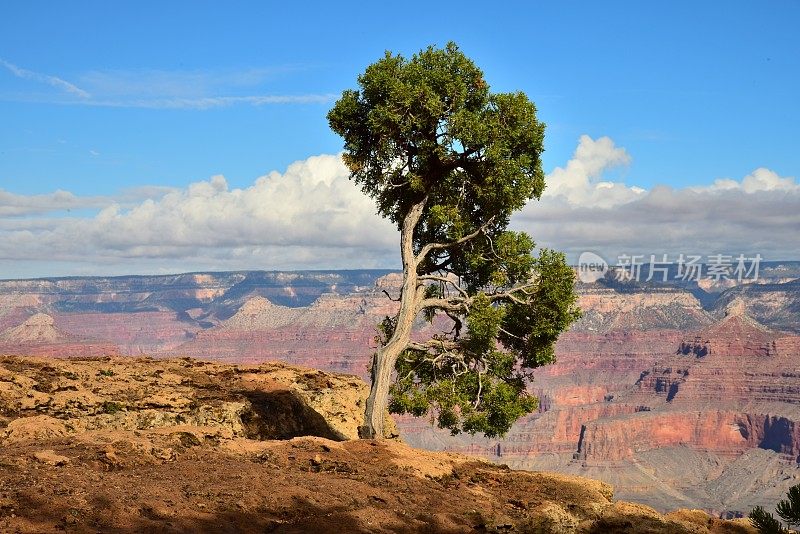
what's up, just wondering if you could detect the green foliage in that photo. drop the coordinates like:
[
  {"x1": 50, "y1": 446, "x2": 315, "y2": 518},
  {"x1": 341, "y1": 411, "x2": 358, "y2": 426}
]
[
  {"x1": 328, "y1": 42, "x2": 545, "y2": 257},
  {"x1": 98, "y1": 369, "x2": 115, "y2": 377},
  {"x1": 389, "y1": 346, "x2": 537, "y2": 438},
  {"x1": 422, "y1": 284, "x2": 441, "y2": 323},
  {"x1": 499, "y1": 249, "x2": 582, "y2": 368},
  {"x1": 375, "y1": 315, "x2": 397, "y2": 345},
  {"x1": 750, "y1": 483, "x2": 800, "y2": 533},
  {"x1": 389, "y1": 253, "x2": 578, "y2": 438},
  {"x1": 750, "y1": 506, "x2": 787, "y2": 534},
  {"x1": 331, "y1": 43, "x2": 579, "y2": 438},
  {"x1": 101, "y1": 401, "x2": 125, "y2": 414},
  {"x1": 776, "y1": 484, "x2": 800, "y2": 526}
]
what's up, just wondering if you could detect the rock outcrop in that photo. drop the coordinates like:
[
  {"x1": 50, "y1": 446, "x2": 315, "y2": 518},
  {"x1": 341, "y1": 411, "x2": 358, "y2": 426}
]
[
  {"x1": 0, "y1": 355, "x2": 396, "y2": 443},
  {"x1": 0, "y1": 355, "x2": 754, "y2": 533},
  {"x1": 0, "y1": 313, "x2": 64, "y2": 343}
]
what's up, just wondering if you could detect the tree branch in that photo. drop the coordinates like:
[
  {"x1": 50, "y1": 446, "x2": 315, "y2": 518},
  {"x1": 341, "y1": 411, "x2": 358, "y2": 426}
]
[
  {"x1": 414, "y1": 216, "x2": 496, "y2": 263},
  {"x1": 418, "y1": 256, "x2": 453, "y2": 276},
  {"x1": 401, "y1": 196, "x2": 428, "y2": 266},
  {"x1": 416, "y1": 297, "x2": 469, "y2": 314},
  {"x1": 486, "y1": 282, "x2": 536, "y2": 304},
  {"x1": 416, "y1": 281, "x2": 536, "y2": 314},
  {"x1": 418, "y1": 275, "x2": 469, "y2": 299},
  {"x1": 382, "y1": 289, "x2": 401, "y2": 302}
]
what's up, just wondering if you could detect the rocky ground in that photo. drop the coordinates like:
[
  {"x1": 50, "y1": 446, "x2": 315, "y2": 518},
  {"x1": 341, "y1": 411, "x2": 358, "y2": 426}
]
[{"x1": 0, "y1": 355, "x2": 757, "y2": 533}]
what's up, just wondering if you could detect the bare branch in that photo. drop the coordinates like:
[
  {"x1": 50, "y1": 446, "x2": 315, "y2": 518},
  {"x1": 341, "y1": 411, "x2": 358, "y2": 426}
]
[
  {"x1": 444, "y1": 310, "x2": 463, "y2": 338},
  {"x1": 407, "y1": 338, "x2": 460, "y2": 352},
  {"x1": 416, "y1": 281, "x2": 535, "y2": 314},
  {"x1": 474, "y1": 369, "x2": 483, "y2": 409},
  {"x1": 418, "y1": 275, "x2": 469, "y2": 299},
  {"x1": 401, "y1": 196, "x2": 429, "y2": 267},
  {"x1": 415, "y1": 216, "x2": 496, "y2": 263},
  {"x1": 381, "y1": 289, "x2": 401, "y2": 302},
  {"x1": 485, "y1": 282, "x2": 537, "y2": 304},
  {"x1": 417, "y1": 297, "x2": 469, "y2": 314},
  {"x1": 498, "y1": 327, "x2": 525, "y2": 341},
  {"x1": 419, "y1": 256, "x2": 453, "y2": 274}
]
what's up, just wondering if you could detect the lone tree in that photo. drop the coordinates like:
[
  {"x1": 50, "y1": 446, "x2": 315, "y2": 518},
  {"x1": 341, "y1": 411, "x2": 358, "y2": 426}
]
[{"x1": 328, "y1": 43, "x2": 580, "y2": 439}]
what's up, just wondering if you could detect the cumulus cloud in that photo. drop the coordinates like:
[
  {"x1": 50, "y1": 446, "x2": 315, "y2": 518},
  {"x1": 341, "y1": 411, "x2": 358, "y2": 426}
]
[
  {"x1": 696, "y1": 167, "x2": 799, "y2": 194},
  {"x1": 543, "y1": 135, "x2": 643, "y2": 208},
  {"x1": 0, "y1": 189, "x2": 101, "y2": 217},
  {"x1": 0, "y1": 155, "x2": 398, "y2": 276},
  {"x1": 0, "y1": 186, "x2": 176, "y2": 217},
  {"x1": 514, "y1": 137, "x2": 799, "y2": 263},
  {"x1": 0, "y1": 138, "x2": 798, "y2": 278},
  {"x1": 84, "y1": 155, "x2": 394, "y2": 250}
]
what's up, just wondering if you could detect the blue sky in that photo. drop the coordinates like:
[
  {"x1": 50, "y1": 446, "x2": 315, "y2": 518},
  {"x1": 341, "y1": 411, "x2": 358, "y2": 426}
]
[{"x1": 0, "y1": 1, "x2": 798, "y2": 277}]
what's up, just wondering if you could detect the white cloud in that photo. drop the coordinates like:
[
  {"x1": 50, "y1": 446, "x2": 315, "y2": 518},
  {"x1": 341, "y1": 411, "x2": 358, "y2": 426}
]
[
  {"x1": 0, "y1": 58, "x2": 90, "y2": 98},
  {"x1": 0, "y1": 62, "x2": 333, "y2": 109},
  {"x1": 515, "y1": 136, "x2": 799, "y2": 262},
  {"x1": 542, "y1": 135, "x2": 643, "y2": 208},
  {"x1": 82, "y1": 155, "x2": 395, "y2": 250},
  {"x1": 0, "y1": 186, "x2": 176, "y2": 218},
  {"x1": 698, "y1": 167, "x2": 799, "y2": 194},
  {"x1": 0, "y1": 139, "x2": 798, "y2": 278},
  {"x1": 78, "y1": 67, "x2": 297, "y2": 97},
  {"x1": 84, "y1": 94, "x2": 336, "y2": 110},
  {"x1": 0, "y1": 155, "x2": 398, "y2": 274},
  {"x1": 0, "y1": 189, "x2": 97, "y2": 216}
]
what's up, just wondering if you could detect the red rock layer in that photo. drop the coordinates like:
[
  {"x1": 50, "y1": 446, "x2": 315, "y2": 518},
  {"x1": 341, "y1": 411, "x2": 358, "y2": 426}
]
[
  {"x1": 54, "y1": 312, "x2": 201, "y2": 354},
  {"x1": 577, "y1": 410, "x2": 800, "y2": 463}
]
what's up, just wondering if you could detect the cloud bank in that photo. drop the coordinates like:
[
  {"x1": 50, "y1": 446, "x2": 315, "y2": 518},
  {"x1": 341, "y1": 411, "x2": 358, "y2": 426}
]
[
  {"x1": 0, "y1": 156, "x2": 397, "y2": 276},
  {"x1": 515, "y1": 135, "x2": 799, "y2": 264},
  {"x1": 0, "y1": 136, "x2": 797, "y2": 278}
]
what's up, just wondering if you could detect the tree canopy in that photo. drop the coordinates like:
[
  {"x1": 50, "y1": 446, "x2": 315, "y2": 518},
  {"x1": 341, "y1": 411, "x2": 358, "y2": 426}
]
[{"x1": 328, "y1": 42, "x2": 580, "y2": 439}]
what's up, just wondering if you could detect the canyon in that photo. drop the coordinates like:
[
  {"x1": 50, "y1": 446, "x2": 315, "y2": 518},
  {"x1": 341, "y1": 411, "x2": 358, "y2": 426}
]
[{"x1": 0, "y1": 263, "x2": 798, "y2": 517}]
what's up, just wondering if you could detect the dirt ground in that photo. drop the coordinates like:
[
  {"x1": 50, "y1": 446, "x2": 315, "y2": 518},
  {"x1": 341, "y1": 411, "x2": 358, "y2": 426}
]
[{"x1": 0, "y1": 435, "x2": 756, "y2": 533}]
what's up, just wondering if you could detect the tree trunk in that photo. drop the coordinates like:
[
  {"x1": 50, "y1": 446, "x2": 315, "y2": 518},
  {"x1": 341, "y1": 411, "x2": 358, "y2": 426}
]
[{"x1": 360, "y1": 197, "x2": 426, "y2": 439}]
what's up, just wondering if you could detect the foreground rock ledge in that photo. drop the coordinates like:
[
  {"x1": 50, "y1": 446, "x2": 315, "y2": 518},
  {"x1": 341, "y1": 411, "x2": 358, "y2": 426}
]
[
  {"x1": 0, "y1": 354, "x2": 397, "y2": 443},
  {"x1": 0, "y1": 355, "x2": 755, "y2": 533}
]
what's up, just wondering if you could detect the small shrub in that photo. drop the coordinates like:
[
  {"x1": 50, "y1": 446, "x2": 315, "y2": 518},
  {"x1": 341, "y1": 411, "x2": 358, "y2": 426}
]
[{"x1": 101, "y1": 401, "x2": 125, "y2": 414}]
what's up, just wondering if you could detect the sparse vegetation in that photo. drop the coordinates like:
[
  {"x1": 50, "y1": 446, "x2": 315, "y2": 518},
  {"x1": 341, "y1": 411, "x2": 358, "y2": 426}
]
[{"x1": 100, "y1": 401, "x2": 125, "y2": 414}]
